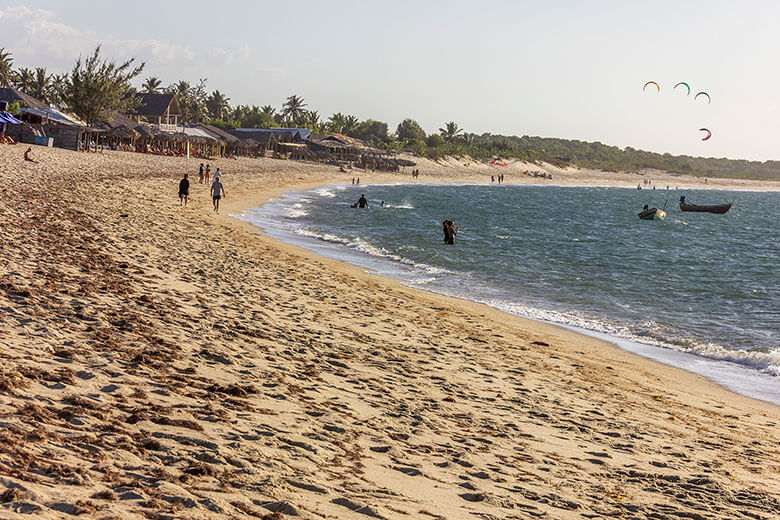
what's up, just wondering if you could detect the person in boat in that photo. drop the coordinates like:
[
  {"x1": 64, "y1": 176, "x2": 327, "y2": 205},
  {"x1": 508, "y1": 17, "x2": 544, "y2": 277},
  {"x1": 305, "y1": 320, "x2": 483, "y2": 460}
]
[
  {"x1": 643, "y1": 204, "x2": 649, "y2": 211},
  {"x1": 679, "y1": 195, "x2": 686, "y2": 204},
  {"x1": 355, "y1": 194, "x2": 368, "y2": 208}
]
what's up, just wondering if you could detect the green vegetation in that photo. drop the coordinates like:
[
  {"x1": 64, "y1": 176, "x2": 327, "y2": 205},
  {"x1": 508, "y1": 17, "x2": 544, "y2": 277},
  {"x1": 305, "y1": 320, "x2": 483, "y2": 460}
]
[
  {"x1": 61, "y1": 45, "x2": 144, "y2": 125},
  {"x1": 3, "y1": 45, "x2": 780, "y2": 180}
]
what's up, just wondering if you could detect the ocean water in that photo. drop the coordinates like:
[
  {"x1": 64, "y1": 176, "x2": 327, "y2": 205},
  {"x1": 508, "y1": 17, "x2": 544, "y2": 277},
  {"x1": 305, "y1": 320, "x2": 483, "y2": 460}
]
[{"x1": 237, "y1": 183, "x2": 780, "y2": 405}]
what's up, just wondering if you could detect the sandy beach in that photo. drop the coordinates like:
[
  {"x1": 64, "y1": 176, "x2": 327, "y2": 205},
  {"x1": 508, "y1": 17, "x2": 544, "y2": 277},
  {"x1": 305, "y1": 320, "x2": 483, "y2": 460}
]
[{"x1": 1, "y1": 145, "x2": 779, "y2": 520}]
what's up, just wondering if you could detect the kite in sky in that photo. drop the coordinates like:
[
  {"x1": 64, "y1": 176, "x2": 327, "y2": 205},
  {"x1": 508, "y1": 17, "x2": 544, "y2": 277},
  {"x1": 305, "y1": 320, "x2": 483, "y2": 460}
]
[
  {"x1": 674, "y1": 82, "x2": 691, "y2": 95},
  {"x1": 694, "y1": 91, "x2": 711, "y2": 104},
  {"x1": 699, "y1": 128, "x2": 712, "y2": 141},
  {"x1": 643, "y1": 81, "x2": 660, "y2": 92}
]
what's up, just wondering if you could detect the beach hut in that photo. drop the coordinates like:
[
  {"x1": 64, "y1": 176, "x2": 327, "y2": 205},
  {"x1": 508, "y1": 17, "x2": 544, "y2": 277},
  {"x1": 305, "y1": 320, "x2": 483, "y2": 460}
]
[
  {"x1": 0, "y1": 88, "x2": 48, "y2": 145},
  {"x1": 196, "y1": 124, "x2": 237, "y2": 157},
  {"x1": 18, "y1": 106, "x2": 103, "y2": 151},
  {"x1": 100, "y1": 113, "x2": 141, "y2": 150},
  {"x1": 132, "y1": 93, "x2": 182, "y2": 132}
]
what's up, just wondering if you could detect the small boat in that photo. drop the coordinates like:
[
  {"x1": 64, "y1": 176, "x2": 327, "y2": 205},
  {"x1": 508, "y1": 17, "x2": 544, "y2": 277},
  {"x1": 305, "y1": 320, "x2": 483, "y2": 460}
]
[
  {"x1": 679, "y1": 202, "x2": 732, "y2": 214},
  {"x1": 638, "y1": 207, "x2": 666, "y2": 220}
]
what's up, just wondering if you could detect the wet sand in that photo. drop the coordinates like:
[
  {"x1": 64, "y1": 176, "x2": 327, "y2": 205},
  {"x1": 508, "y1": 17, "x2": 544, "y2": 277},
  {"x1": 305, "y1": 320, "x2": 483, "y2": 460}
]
[{"x1": 1, "y1": 145, "x2": 779, "y2": 519}]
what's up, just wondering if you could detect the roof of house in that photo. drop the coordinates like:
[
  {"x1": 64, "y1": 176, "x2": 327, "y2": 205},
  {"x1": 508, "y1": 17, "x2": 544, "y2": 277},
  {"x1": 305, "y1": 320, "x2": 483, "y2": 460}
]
[
  {"x1": 270, "y1": 127, "x2": 312, "y2": 139},
  {"x1": 234, "y1": 127, "x2": 313, "y2": 140},
  {"x1": 103, "y1": 112, "x2": 139, "y2": 129},
  {"x1": 132, "y1": 93, "x2": 181, "y2": 117},
  {"x1": 0, "y1": 87, "x2": 48, "y2": 110},
  {"x1": 196, "y1": 123, "x2": 239, "y2": 143},
  {"x1": 20, "y1": 107, "x2": 87, "y2": 126}
]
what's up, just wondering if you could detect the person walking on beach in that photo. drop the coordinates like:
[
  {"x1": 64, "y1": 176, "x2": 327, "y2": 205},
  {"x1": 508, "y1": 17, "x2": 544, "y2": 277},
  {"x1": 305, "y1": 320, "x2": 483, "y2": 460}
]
[
  {"x1": 199, "y1": 163, "x2": 204, "y2": 184},
  {"x1": 211, "y1": 177, "x2": 226, "y2": 213},
  {"x1": 442, "y1": 220, "x2": 458, "y2": 245},
  {"x1": 205, "y1": 164, "x2": 211, "y2": 183},
  {"x1": 179, "y1": 174, "x2": 190, "y2": 207},
  {"x1": 214, "y1": 167, "x2": 222, "y2": 180}
]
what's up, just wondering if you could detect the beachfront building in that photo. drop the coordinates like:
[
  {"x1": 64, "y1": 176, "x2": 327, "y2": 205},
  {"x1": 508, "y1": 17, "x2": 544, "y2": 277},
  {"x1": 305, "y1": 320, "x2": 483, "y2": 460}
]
[
  {"x1": 0, "y1": 87, "x2": 105, "y2": 151},
  {"x1": 227, "y1": 127, "x2": 312, "y2": 156},
  {"x1": 132, "y1": 93, "x2": 181, "y2": 132}
]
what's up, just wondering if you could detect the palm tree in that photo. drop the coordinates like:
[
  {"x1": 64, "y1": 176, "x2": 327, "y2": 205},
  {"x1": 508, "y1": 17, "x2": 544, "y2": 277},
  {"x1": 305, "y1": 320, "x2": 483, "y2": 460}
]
[
  {"x1": 27, "y1": 67, "x2": 52, "y2": 102},
  {"x1": 205, "y1": 90, "x2": 231, "y2": 119},
  {"x1": 13, "y1": 67, "x2": 33, "y2": 91},
  {"x1": 327, "y1": 112, "x2": 347, "y2": 133},
  {"x1": 49, "y1": 73, "x2": 67, "y2": 107},
  {"x1": 142, "y1": 76, "x2": 162, "y2": 93},
  {"x1": 439, "y1": 121, "x2": 464, "y2": 142},
  {"x1": 281, "y1": 94, "x2": 307, "y2": 126},
  {"x1": 0, "y1": 48, "x2": 13, "y2": 87},
  {"x1": 342, "y1": 115, "x2": 359, "y2": 135}
]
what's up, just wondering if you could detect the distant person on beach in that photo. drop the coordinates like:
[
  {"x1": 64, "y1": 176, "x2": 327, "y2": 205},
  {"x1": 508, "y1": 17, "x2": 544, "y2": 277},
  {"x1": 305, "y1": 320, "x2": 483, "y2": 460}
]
[
  {"x1": 442, "y1": 220, "x2": 459, "y2": 244},
  {"x1": 356, "y1": 178, "x2": 360, "y2": 185},
  {"x1": 355, "y1": 194, "x2": 368, "y2": 208},
  {"x1": 211, "y1": 177, "x2": 226, "y2": 213},
  {"x1": 215, "y1": 168, "x2": 222, "y2": 180},
  {"x1": 24, "y1": 147, "x2": 38, "y2": 164},
  {"x1": 491, "y1": 175, "x2": 494, "y2": 183},
  {"x1": 205, "y1": 164, "x2": 211, "y2": 183},
  {"x1": 179, "y1": 174, "x2": 190, "y2": 207},
  {"x1": 199, "y1": 163, "x2": 204, "y2": 184}
]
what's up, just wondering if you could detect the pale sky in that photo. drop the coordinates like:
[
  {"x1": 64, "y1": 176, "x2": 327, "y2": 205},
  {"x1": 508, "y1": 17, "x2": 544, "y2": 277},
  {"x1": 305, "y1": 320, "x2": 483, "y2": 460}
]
[{"x1": 2, "y1": 0, "x2": 779, "y2": 161}]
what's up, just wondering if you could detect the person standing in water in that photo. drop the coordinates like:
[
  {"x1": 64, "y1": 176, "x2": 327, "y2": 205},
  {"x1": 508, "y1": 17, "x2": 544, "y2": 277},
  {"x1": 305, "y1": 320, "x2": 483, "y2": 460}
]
[
  {"x1": 355, "y1": 194, "x2": 368, "y2": 208},
  {"x1": 442, "y1": 220, "x2": 459, "y2": 245}
]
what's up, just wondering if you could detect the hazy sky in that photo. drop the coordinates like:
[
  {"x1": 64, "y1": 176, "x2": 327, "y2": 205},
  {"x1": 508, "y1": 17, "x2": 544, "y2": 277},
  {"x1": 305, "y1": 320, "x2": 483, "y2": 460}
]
[{"x1": 2, "y1": 0, "x2": 779, "y2": 160}]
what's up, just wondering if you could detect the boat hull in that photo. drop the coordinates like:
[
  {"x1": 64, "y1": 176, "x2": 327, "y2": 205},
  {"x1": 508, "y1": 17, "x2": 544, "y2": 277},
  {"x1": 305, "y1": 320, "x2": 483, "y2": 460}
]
[
  {"x1": 679, "y1": 202, "x2": 732, "y2": 214},
  {"x1": 638, "y1": 208, "x2": 666, "y2": 220}
]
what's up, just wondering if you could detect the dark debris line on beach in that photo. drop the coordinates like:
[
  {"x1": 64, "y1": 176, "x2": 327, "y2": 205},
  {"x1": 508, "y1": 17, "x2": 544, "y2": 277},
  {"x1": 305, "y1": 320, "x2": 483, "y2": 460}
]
[{"x1": 0, "y1": 151, "x2": 778, "y2": 519}]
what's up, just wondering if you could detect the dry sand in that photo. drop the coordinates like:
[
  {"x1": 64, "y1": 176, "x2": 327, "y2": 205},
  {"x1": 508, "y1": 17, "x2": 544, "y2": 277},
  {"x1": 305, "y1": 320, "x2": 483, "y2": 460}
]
[{"x1": 0, "y1": 145, "x2": 779, "y2": 520}]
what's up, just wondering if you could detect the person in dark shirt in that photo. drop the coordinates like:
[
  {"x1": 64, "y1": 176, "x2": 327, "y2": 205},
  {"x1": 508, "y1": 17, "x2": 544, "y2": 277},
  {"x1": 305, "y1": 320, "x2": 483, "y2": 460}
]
[
  {"x1": 179, "y1": 174, "x2": 190, "y2": 207},
  {"x1": 442, "y1": 220, "x2": 458, "y2": 244},
  {"x1": 356, "y1": 194, "x2": 368, "y2": 208}
]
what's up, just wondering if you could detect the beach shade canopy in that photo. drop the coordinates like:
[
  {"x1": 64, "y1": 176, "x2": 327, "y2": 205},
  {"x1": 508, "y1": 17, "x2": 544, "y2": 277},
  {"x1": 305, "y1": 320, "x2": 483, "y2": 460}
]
[{"x1": 0, "y1": 112, "x2": 22, "y2": 124}]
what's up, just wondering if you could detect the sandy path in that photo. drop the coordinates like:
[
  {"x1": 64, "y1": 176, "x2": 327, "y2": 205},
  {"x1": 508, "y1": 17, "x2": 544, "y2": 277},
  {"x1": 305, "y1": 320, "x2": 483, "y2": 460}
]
[{"x1": 0, "y1": 146, "x2": 778, "y2": 519}]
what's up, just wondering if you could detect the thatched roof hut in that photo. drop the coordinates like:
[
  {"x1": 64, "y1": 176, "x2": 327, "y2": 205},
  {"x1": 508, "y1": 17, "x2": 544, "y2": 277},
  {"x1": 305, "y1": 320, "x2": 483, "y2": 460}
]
[{"x1": 196, "y1": 124, "x2": 239, "y2": 145}]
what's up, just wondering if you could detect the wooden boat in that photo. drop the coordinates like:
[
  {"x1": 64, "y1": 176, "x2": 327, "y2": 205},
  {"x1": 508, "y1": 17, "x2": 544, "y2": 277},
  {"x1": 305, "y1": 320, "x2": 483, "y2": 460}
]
[
  {"x1": 679, "y1": 202, "x2": 732, "y2": 214},
  {"x1": 638, "y1": 207, "x2": 666, "y2": 220}
]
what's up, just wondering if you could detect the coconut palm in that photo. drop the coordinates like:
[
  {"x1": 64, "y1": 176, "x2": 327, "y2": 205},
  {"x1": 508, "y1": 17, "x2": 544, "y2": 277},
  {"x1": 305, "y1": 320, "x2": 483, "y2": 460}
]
[
  {"x1": 13, "y1": 67, "x2": 34, "y2": 91},
  {"x1": 49, "y1": 73, "x2": 68, "y2": 107},
  {"x1": 439, "y1": 121, "x2": 464, "y2": 142},
  {"x1": 281, "y1": 94, "x2": 307, "y2": 126},
  {"x1": 342, "y1": 115, "x2": 359, "y2": 135},
  {"x1": 205, "y1": 90, "x2": 231, "y2": 119},
  {"x1": 27, "y1": 67, "x2": 52, "y2": 102},
  {"x1": 0, "y1": 48, "x2": 13, "y2": 87},
  {"x1": 142, "y1": 76, "x2": 162, "y2": 93}
]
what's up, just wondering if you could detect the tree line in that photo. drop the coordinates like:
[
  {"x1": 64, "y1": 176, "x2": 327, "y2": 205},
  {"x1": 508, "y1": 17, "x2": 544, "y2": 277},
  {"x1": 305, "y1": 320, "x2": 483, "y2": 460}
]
[{"x1": 2, "y1": 46, "x2": 779, "y2": 180}]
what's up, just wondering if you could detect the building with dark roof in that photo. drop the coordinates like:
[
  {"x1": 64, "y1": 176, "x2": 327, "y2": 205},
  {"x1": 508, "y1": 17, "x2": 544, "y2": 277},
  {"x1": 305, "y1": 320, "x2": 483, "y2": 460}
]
[
  {"x1": 132, "y1": 93, "x2": 181, "y2": 130},
  {"x1": 0, "y1": 87, "x2": 48, "y2": 110}
]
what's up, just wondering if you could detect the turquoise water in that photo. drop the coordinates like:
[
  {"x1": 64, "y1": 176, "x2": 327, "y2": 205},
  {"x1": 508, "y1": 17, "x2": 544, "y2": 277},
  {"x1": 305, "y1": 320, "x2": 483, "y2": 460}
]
[{"x1": 238, "y1": 183, "x2": 780, "y2": 404}]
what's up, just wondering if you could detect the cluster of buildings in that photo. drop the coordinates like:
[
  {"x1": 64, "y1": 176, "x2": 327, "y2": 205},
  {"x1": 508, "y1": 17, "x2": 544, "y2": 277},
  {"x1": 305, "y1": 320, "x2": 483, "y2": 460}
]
[{"x1": 0, "y1": 89, "x2": 414, "y2": 171}]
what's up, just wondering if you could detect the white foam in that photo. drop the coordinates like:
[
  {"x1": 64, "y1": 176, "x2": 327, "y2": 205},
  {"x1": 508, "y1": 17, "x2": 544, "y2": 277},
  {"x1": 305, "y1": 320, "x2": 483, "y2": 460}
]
[{"x1": 480, "y1": 298, "x2": 780, "y2": 377}]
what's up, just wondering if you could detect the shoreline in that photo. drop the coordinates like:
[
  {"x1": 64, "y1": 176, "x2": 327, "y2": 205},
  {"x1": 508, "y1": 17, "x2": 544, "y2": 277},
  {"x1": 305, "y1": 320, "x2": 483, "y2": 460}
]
[
  {"x1": 237, "y1": 180, "x2": 780, "y2": 407},
  {"x1": 2, "y1": 147, "x2": 779, "y2": 519}
]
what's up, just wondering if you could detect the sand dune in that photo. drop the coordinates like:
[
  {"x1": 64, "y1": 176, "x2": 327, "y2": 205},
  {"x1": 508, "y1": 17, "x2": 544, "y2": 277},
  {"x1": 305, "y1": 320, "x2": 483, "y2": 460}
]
[{"x1": 0, "y1": 145, "x2": 778, "y2": 519}]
